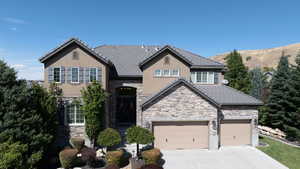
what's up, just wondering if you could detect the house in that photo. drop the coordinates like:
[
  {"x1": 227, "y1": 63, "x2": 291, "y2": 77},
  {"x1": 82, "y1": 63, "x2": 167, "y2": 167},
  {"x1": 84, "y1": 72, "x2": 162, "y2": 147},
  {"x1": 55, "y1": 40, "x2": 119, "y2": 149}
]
[{"x1": 39, "y1": 38, "x2": 263, "y2": 150}]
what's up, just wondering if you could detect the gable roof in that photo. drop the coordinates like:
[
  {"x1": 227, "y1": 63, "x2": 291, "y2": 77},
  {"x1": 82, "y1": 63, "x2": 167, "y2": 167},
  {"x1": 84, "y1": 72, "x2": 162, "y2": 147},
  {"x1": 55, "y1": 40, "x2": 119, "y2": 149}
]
[
  {"x1": 94, "y1": 45, "x2": 224, "y2": 76},
  {"x1": 141, "y1": 78, "x2": 263, "y2": 109},
  {"x1": 39, "y1": 38, "x2": 111, "y2": 65},
  {"x1": 138, "y1": 45, "x2": 193, "y2": 69}
]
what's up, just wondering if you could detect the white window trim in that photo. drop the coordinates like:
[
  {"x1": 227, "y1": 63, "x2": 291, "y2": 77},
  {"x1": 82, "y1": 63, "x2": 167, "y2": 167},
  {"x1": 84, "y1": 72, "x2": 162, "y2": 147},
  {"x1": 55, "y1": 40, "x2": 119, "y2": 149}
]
[
  {"x1": 171, "y1": 69, "x2": 180, "y2": 77},
  {"x1": 154, "y1": 69, "x2": 162, "y2": 77},
  {"x1": 65, "y1": 104, "x2": 84, "y2": 126},
  {"x1": 71, "y1": 67, "x2": 80, "y2": 83},
  {"x1": 162, "y1": 69, "x2": 171, "y2": 77},
  {"x1": 191, "y1": 71, "x2": 215, "y2": 84},
  {"x1": 53, "y1": 67, "x2": 61, "y2": 83},
  {"x1": 89, "y1": 67, "x2": 98, "y2": 83}
]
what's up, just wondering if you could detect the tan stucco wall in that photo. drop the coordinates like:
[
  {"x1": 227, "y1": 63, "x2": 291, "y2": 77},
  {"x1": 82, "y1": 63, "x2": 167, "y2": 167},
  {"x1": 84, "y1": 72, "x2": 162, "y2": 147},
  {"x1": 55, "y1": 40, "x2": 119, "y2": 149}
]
[
  {"x1": 142, "y1": 52, "x2": 190, "y2": 95},
  {"x1": 43, "y1": 45, "x2": 108, "y2": 97}
]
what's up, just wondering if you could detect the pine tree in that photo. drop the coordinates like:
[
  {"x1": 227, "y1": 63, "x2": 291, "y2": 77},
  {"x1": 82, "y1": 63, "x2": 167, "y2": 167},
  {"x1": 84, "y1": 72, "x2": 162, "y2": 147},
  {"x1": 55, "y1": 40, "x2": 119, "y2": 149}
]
[
  {"x1": 265, "y1": 54, "x2": 293, "y2": 130},
  {"x1": 0, "y1": 59, "x2": 59, "y2": 169},
  {"x1": 288, "y1": 53, "x2": 300, "y2": 129},
  {"x1": 249, "y1": 68, "x2": 267, "y2": 100},
  {"x1": 224, "y1": 50, "x2": 251, "y2": 93}
]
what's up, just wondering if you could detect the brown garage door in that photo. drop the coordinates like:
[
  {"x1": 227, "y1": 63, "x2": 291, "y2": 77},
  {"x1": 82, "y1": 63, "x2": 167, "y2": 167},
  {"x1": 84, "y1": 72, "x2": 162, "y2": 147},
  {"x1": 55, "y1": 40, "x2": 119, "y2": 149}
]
[
  {"x1": 153, "y1": 121, "x2": 209, "y2": 150},
  {"x1": 220, "y1": 120, "x2": 251, "y2": 146}
]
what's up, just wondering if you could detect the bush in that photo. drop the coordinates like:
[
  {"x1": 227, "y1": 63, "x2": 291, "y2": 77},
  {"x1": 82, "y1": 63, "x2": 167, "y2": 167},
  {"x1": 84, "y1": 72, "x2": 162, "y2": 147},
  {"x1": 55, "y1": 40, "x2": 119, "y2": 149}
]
[
  {"x1": 105, "y1": 150, "x2": 124, "y2": 166},
  {"x1": 285, "y1": 126, "x2": 300, "y2": 142},
  {"x1": 141, "y1": 148, "x2": 161, "y2": 165},
  {"x1": 0, "y1": 141, "x2": 28, "y2": 169},
  {"x1": 105, "y1": 164, "x2": 120, "y2": 169},
  {"x1": 80, "y1": 147, "x2": 97, "y2": 166},
  {"x1": 97, "y1": 128, "x2": 121, "y2": 149},
  {"x1": 140, "y1": 164, "x2": 163, "y2": 169},
  {"x1": 59, "y1": 149, "x2": 78, "y2": 169},
  {"x1": 70, "y1": 137, "x2": 85, "y2": 151}
]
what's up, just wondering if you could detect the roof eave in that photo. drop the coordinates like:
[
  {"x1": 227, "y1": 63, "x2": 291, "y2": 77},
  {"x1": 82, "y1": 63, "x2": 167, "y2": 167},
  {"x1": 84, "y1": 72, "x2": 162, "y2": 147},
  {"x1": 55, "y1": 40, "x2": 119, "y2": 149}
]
[{"x1": 139, "y1": 45, "x2": 193, "y2": 69}]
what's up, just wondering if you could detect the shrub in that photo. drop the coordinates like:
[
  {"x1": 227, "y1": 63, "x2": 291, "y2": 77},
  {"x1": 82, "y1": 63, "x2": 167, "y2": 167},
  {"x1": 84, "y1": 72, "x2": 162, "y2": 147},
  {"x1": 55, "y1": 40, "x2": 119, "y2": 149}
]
[
  {"x1": 140, "y1": 164, "x2": 163, "y2": 169},
  {"x1": 105, "y1": 150, "x2": 124, "y2": 166},
  {"x1": 141, "y1": 148, "x2": 161, "y2": 165},
  {"x1": 97, "y1": 128, "x2": 121, "y2": 149},
  {"x1": 80, "y1": 147, "x2": 97, "y2": 166},
  {"x1": 105, "y1": 164, "x2": 120, "y2": 169},
  {"x1": 70, "y1": 137, "x2": 85, "y2": 151},
  {"x1": 126, "y1": 126, "x2": 155, "y2": 155},
  {"x1": 285, "y1": 126, "x2": 300, "y2": 142},
  {"x1": 59, "y1": 149, "x2": 78, "y2": 169},
  {"x1": 0, "y1": 141, "x2": 28, "y2": 169}
]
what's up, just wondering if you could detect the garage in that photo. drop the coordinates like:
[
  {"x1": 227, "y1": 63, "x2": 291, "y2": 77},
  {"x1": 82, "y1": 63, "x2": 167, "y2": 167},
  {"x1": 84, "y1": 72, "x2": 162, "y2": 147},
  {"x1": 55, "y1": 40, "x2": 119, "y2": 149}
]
[
  {"x1": 153, "y1": 121, "x2": 209, "y2": 150},
  {"x1": 220, "y1": 120, "x2": 251, "y2": 146}
]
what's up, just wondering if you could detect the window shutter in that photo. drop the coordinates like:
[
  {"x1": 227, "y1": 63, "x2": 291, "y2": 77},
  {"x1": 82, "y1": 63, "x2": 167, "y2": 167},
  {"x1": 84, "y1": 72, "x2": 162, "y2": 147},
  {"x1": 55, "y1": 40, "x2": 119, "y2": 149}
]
[
  {"x1": 79, "y1": 67, "x2": 84, "y2": 83},
  {"x1": 214, "y1": 72, "x2": 219, "y2": 84},
  {"x1": 97, "y1": 68, "x2": 102, "y2": 83},
  {"x1": 48, "y1": 67, "x2": 54, "y2": 83},
  {"x1": 61, "y1": 66, "x2": 65, "y2": 83},
  {"x1": 67, "y1": 67, "x2": 72, "y2": 83},
  {"x1": 85, "y1": 67, "x2": 90, "y2": 83}
]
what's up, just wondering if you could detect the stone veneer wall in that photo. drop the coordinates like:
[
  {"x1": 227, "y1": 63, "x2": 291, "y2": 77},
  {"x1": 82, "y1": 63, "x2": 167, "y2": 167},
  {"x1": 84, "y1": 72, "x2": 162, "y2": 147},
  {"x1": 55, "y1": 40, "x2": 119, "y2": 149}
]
[
  {"x1": 142, "y1": 84, "x2": 219, "y2": 149},
  {"x1": 221, "y1": 107, "x2": 259, "y2": 146}
]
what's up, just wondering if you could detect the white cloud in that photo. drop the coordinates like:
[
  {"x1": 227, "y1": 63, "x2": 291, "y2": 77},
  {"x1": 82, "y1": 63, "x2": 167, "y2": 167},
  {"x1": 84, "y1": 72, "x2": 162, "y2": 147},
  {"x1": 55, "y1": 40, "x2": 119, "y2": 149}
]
[
  {"x1": 15, "y1": 66, "x2": 44, "y2": 80},
  {"x1": 10, "y1": 27, "x2": 17, "y2": 31},
  {"x1": 11, "y1": 64, "x2": 26, "y2": 69},
  {"x1": 2, "y1": 17, "x2": 26, "y2": 24}
]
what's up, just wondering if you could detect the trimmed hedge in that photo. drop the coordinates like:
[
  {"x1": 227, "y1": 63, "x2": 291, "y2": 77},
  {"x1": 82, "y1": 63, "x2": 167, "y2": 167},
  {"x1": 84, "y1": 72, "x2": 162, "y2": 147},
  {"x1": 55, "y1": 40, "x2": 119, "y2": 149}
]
[
  {"x1": 97, "y1": 128, "x2": 121, "y2": 149},
  {"x1": 141, "y1": 148, "x2": 161, "y2": 165},
  {"x1": 59, "y1": 149, "x2": 78, "y2": 169},
  {"x1": 80, "y1": 147, "x2": 97, "y2": 166},
  {"x1": 105, "y1": 150, "x2": 124, "y2": 166},
  {"x1": 70, "y1": 137, "x2": 85, "y2": 151}
]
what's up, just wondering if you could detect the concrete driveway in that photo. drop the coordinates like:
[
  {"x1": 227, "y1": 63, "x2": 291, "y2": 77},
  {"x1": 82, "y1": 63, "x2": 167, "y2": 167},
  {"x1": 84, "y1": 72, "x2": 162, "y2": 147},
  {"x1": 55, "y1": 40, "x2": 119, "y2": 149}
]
[{"x1": 161, "y1": 146, "x2": 288, "y2": 169}]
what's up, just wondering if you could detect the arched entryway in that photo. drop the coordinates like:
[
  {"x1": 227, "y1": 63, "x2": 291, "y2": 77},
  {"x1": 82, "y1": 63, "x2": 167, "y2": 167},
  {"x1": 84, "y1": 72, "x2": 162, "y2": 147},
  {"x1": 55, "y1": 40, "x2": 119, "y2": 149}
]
[{"x1": 116, "y1": 87, "x2": 136, "y2": 126}]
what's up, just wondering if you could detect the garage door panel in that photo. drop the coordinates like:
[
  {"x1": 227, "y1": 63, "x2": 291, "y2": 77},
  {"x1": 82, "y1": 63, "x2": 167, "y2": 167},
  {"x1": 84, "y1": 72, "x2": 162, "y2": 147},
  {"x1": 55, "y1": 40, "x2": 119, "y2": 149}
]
[
  {"x1": 153, "y1": 121, "x2": 208, "y2": 150},
  {"x1": 221, "y1": 120, "x2": 251, "y2": 146}
]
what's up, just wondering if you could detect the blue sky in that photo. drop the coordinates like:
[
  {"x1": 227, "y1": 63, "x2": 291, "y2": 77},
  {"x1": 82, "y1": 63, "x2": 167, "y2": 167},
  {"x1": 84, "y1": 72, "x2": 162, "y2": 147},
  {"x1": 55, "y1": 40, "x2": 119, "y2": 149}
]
[{"x1": 1, "y1": 0, "x2": 300, "y2": 80}]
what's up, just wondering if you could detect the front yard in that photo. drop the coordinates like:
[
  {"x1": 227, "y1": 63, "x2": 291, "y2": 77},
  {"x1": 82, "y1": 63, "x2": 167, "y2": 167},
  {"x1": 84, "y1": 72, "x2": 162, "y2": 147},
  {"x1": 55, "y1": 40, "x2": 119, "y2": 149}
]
[{"x1": 258, "y1": 136, "x2": 300, "y2": 169}]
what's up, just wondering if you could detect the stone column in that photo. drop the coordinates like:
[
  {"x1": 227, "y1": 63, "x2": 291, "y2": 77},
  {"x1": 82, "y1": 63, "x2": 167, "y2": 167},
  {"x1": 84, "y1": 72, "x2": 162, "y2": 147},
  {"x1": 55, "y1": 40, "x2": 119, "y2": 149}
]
[
  {"x1": 209, "y1": 119, "x2": 218, "y2": 150},
  {"x1": 251, "y1": 118, "x2": 259, "y2": 146}
]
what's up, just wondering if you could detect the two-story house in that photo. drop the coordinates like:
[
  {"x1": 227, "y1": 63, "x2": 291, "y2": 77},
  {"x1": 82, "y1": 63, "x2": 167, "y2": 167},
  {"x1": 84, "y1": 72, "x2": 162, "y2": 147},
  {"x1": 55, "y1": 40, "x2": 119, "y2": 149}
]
[{"x1": 39, "y1": 38, "x2": 262, "y2": 150}]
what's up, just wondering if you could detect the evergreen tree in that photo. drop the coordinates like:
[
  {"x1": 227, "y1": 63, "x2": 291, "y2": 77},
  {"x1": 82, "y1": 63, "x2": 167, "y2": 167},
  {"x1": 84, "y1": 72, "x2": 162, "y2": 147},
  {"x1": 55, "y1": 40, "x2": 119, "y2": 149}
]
[
  {"x1": 224, "y1": 50, "x2": 251, "y2": 93},
  {"x1": 249, "y1": 68, "x2": 267, "y2": 100},
  {"x1": 81, "y1": 81, "x2": 107, "y2": 147},
  {"x1": 0, "y1": 60, "x2": 59, "y2": 169},
  {"x1": 288, "y1": 53, "x2": 300, "y2": 129},
  {"x1": 265, "y1": 55, "x2": 293, "y2": 130}
]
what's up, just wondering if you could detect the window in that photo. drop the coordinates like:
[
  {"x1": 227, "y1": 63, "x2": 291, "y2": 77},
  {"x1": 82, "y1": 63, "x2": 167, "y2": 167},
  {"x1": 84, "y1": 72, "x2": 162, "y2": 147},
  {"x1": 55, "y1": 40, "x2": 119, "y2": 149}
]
[
  {"x1": 154, "y1": 69, "x2": 161, "y2": 77},
  {"x1": 53, "y1": 67, "x2": 61, "y2": 82},
  {"x1": 89, "y1": 68, "x2": 97, "y2": 82},
  {"x1": 191, "y1": 71, "x2": 215, "y2": 84},
  {"x1": 171, "y1": 69, "x2": 180, "y2": 76},
  {"x1": 66, "y1": 104, "x2": 84, "y2": 125},
  {"x1": 162, "y1": 69, "x2": 170, "y2": 76},
  {"x1": 71, "y1": 67, "x2": 79, "y2": 83}
]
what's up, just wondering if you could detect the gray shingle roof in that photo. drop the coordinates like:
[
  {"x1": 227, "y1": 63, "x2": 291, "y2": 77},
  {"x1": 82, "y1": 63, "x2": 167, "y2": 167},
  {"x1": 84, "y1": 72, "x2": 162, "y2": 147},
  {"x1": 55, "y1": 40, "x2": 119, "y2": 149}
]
[
  {"x1": 195, "y1": 85, "x2": 263, "y2": 106},
  {"x1": 142, "y1": 78, "x2": 263, "y2": 109},
  {"x1": 94, "y1": 45, "x2": 224, "y2": 76}
]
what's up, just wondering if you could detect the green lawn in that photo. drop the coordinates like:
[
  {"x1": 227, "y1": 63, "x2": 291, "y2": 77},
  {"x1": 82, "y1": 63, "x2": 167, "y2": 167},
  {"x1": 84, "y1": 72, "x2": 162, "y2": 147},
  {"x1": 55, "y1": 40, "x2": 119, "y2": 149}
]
[{"x1": 258, "y1": 136, "x2": 300, "y2": 169}]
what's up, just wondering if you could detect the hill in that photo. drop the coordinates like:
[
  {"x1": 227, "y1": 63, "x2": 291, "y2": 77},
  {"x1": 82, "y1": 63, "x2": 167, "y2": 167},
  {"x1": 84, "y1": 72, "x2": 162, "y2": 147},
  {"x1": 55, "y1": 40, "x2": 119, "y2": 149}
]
[{"x1": 211, "y1": 43, "x2": 300, "y2": 69}]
